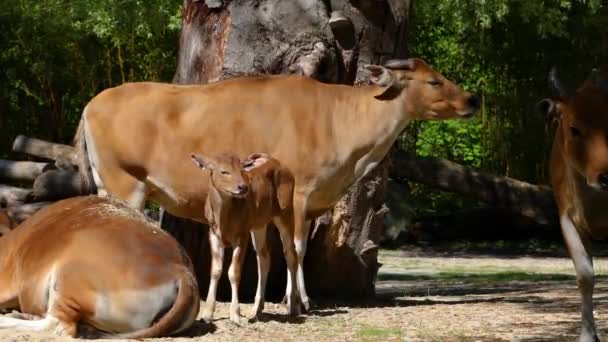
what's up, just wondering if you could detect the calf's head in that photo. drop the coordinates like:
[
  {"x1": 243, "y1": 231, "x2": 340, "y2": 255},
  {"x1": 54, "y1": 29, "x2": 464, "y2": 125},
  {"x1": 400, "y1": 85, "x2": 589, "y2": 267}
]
[
  {"x1": 192, "y1": 152, "x2": 294, "y2": 211},
  {"x1": 241, "y1": 153, "x2": 295, "y2": 211},
  {"x1": 0, "y1": 209, "x2": 14, "y2": 237},
  {"x1": 364, "y1": 58, "x2": 481, "y2": 119},
  {"x1": 539, "y1": 67, "x2": 608, "y2": 191},
  {"x1": 191, "y1": 153, "x2": 249, "y2": 198}
]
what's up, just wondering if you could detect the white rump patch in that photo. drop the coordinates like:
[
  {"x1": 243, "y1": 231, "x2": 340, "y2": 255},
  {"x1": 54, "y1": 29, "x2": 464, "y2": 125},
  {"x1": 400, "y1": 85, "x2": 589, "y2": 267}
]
[{"x1": 93, "y1": 281, "x2": 178, "y2": 333}]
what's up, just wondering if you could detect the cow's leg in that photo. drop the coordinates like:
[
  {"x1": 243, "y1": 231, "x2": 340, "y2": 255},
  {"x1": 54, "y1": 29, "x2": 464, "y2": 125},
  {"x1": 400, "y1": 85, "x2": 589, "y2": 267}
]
[
  {"x1": 0, "y1": 315, "x2": 62, "y2": 333},
  {"x1": 292, "y1": 195, "x2": 311, "y2": 311},
  {"x1": 274, "y1": 215, "x2": 301, "y2": 316},
  {"x1": 202, "y1": 229, "x2": 224, "y2": 323},
  {"x1": 0, "y1": 290, "x2": 18, "y2": 312},
  {"x1": 4, "y1": 286, "x2": 79, "y2": 336},
  {"x1": 96, "y1": 165, "x2": 147, "y2": 210},
  {"x1": 250, "y1": 226, "x2": 270, "y2": 319},
  {"x1": 228, "y1": 234, "x2": 249, "y2": 325},
  {"x1": 4, "y1": 312, "x2": 40, "y2": 320},
  {"x1": 561, "y1": 214, "x2": 598, "y2": 342}
]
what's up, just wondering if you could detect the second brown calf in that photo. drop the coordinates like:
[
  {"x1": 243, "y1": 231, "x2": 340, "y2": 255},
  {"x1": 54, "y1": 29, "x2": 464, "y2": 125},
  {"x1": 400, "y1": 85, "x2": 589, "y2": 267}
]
[
  {"x1": 0, "y1": 210, "x2": 14, "y2": 236},
  {"x1": 191, "y1": 152, "x2": 298, "y2": 324}
]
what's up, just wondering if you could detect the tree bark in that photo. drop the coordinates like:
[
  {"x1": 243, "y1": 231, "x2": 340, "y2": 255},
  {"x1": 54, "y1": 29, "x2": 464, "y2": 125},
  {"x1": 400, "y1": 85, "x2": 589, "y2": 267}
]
[
  {"x1": 163, "y1": 0, "x2": 404, "y2": 301},
  {"x1": 0, "y1": 159, "x2": 50, "y2": 182},
  {"x1": 390, "y1": 149, "x2": 558, "y2": 225},
  {"x1": 0, "y1": 185, "x2": 32, "y2": 206},
  {"x1": 12, "y1": 135, "x2": 77, "y2": 166},
  {"x1": 32, "y1": 169, "x2": 82, "y2": 201}
]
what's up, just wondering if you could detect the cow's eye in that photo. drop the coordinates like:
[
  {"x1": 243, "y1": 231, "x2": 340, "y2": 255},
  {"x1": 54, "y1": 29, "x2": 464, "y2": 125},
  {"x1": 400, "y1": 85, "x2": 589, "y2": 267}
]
[
  {"x1": 428, "y1": 79, "x2": 442, "y2": 87},
  {"x1": 570, "y1": 126, "x2": 582, "y2": 138}
]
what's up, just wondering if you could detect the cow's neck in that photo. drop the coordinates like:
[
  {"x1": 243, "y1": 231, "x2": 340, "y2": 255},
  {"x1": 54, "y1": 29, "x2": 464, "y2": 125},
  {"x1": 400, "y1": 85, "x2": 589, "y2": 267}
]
[{"x1": 334, "y1": 87, "x2": 411, "y2": 182}]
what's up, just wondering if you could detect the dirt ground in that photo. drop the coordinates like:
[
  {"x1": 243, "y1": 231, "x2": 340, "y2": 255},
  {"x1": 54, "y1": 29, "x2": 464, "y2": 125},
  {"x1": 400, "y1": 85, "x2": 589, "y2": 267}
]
[{"x1": 2, "y1": 248, "x2": 608, "y2": 342}]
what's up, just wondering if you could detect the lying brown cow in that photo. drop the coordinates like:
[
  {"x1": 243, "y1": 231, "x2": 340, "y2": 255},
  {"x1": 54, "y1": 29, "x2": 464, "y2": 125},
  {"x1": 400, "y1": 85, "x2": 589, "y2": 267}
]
[
  {"x1": 539, "y1": 67, "x2": 608, "y2": 342},
  {"x1": 191, "y1": 152, "x2": 296, "y2": 324},
  {"x1": 74, "y1": 58, "x2": 480, "y2": 311},
  {"x1": 0, "y1": 196, "x2": 199, "y2": 338}
]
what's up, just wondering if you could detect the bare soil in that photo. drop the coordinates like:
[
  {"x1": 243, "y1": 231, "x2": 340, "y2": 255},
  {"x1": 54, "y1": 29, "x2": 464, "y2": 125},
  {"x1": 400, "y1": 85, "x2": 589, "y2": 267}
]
[{"x1": 2, "y1": 249, "x2": 607, "y2": 342}]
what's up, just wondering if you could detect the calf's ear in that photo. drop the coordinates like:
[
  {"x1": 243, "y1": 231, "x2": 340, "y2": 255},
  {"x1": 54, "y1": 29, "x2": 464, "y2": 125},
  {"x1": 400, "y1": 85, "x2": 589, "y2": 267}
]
[
  {"x1": 273, "y1": 168, "x2": 295, "y2": 211},
  {"x1": 191, "y1": 153, "x2": 215, "y2": 171}
]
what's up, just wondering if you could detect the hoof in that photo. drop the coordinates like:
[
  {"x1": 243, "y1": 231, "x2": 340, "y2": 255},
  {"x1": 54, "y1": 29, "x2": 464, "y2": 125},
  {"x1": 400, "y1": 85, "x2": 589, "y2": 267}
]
[
  {"x1": 229, "y1": 315, "x2": 243, "y2": 326},
  {"x1": 287, "y1": 299, "x2": 302, "y2": 316},
  {"x1": 201, "y1": 313, "x2": 213, "y2": 324},
  {"x1": 301, "y1": 298, "x2": 312, "y2": 312}
]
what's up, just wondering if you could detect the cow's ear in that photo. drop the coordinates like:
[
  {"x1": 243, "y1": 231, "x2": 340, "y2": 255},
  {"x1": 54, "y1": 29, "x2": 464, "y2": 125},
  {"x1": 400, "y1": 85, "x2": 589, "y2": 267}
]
[
  {"x1": 362, "y1": 64, "x2": 408, "y2": 101},
  {"x1": 537, "y1": 98, "x2": 562, "y2": 122}
]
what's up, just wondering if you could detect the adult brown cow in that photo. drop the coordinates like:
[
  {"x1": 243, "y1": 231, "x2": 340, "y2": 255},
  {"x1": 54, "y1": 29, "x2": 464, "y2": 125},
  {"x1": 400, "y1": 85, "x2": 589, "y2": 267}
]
[
  {"x1": 0, "y1": 196, "x2": 199, "y2": 338},
  {"x1": 539, "y1": 67, "x2": 608, "y2": 342},
  {"x1": 74, "y1": 58, "x2": 480, "y2": 313}
]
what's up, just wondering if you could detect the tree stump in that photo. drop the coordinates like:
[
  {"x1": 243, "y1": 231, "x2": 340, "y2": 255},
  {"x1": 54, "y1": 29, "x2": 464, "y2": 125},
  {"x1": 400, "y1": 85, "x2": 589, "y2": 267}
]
[{"x1": 162, "y1": 0, "x2": 410, "y2": 301}]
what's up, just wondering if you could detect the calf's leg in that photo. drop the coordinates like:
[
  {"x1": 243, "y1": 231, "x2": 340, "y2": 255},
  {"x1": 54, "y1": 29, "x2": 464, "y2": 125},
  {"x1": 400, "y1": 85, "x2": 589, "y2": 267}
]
[
  {"x1": 228, "y1": 234, "x2": 249, "y2": 325},
  {"x1": 202, "y1": 230, "x2": 224, "y2": 323}
]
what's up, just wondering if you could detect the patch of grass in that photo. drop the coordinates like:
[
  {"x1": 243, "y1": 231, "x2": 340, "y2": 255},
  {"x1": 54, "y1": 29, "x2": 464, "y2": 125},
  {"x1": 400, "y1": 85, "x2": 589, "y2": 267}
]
[{"x1": 357, "y1": 325, "x2": 401, "y2": 340}]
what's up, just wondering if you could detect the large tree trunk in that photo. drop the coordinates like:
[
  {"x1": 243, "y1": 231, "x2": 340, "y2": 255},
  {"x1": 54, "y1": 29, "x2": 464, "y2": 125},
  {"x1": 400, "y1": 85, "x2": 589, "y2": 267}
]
[{"x1": 162, "y1": 0, "x2": 408, "y2": 301}]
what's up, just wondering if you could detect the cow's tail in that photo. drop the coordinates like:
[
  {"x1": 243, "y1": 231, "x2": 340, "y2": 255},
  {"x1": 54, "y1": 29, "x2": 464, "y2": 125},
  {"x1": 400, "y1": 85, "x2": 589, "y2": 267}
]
[
  {"x1": 114, "y1": 268, "x2": 200, "y2": 339},
  {"x1": 74, "y1": 107, "x2": 97, "y2": 194}
]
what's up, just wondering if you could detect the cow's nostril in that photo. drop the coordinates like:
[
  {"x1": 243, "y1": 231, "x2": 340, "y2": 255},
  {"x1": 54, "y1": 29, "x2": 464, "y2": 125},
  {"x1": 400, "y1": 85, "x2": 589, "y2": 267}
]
[
  {"x1": 467, "y1": 95, "x2": 481, "y2": 109},
  {"x1": 599, "y1": 173, "x2": 608, "y2": 190},
  {"x1": 237, "y1": 184, "x2": 249, "y2": 193}
]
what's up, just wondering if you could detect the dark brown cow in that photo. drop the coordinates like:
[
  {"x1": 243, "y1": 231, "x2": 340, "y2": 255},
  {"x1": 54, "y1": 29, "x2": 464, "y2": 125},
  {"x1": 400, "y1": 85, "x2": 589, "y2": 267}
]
[{"x1": 539, "y1": 67, "x2": 608, "y2": 342}]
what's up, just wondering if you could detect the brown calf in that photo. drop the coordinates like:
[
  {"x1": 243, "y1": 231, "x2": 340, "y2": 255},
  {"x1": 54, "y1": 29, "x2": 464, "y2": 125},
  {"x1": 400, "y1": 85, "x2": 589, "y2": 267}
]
[
  {"x1": 75, "y1": 57, "x2": 480, "y2": 310},
  {"x1": 191, "y1": 152, "x2": 296, "y2": 324},
  {"x1": 0, "y1": 196, "x2": 199, "y2": 338},
  {"x1": 539, "y1": 67, "x2": 608, "y2": 342},
  {"x1": 0, "y1": 210, "x2": 14, "y2": 236}
]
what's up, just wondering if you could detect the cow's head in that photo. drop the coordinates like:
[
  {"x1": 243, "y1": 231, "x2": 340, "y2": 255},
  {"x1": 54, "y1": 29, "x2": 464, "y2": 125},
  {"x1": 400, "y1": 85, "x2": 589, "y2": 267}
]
[
  {"x1": 191, "y1": 153, "x2": 250, "y2": 198},
  {"x1": 539, "y1": 67, "x2": 608, "y2": 191},
  {"x1": 363, "y1": 58, "x2": 481, "y2": 119}
]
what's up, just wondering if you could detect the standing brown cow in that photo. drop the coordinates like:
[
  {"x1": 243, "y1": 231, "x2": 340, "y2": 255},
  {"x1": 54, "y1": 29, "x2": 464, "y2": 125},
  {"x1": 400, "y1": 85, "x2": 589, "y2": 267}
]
[
  {"x1": 539, "y1": 67, "x2": 608, "y2": 342},
  {"x1": 74, "y1": 58, "x2": 480, "y2": 312}
]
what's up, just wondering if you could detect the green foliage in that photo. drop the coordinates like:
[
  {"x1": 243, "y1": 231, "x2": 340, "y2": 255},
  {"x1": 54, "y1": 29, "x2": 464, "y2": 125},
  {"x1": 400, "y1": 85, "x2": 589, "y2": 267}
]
[
  {"x1": 0, "y1": 0, "x2": 182, "y2": 158},
  {"x1": 405, "y1": 0, "x2": 608, "y2": 213}
]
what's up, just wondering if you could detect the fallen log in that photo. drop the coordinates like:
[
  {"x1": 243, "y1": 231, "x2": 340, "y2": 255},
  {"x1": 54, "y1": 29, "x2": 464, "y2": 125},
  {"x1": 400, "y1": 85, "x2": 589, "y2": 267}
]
[
  {"x1": 7, "y1": 202, "x2": 51, "y2": 224},
  {"x1": 32, "y1": 169, "x2": 82, "y2": 201},
  {"x1": 0, "y1": 159, "x2": 51, "y2": 182},
  {"x1": 390, "y1": 149, "x2": 558, "y2": 225},
  {"x1": 401, "y1": 207, "x2": 560, "y2": 243},
  {"x1": 12, "y1": 135, "x2": 77, "y2": 165},
  {"x1": 0, "y1": 185, "x2": 32, "y2": 206}
]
